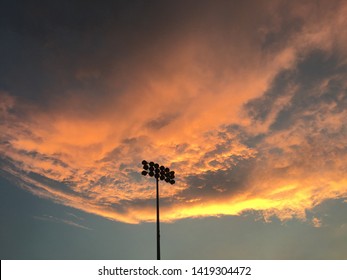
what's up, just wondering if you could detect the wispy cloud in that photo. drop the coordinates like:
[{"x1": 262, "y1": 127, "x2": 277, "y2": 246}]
[{"x1": 33, "y1": 214, "x2": 92, "y2": 230}]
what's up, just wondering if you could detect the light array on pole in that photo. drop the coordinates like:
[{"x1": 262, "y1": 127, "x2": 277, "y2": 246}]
[{"x1": 141, "y1": 160, "x2": 175, "y2": 184}]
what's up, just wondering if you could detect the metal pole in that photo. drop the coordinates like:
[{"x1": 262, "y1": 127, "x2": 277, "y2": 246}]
[{"x1": 156, "y1": 177, "x2": 160, "y2": 260}]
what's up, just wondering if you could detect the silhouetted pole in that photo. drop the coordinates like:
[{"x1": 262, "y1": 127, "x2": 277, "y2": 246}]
[
  {"x1": 156, "y1": 177, "x2": 160, "y2": 260},
  {"x1": 141, "y1": 160, "x2": 175, "y2": 260}
]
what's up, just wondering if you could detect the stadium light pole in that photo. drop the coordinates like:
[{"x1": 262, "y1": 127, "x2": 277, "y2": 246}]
[{"x1": 141, "y1": 160, "x2": 175, "y2": 260}]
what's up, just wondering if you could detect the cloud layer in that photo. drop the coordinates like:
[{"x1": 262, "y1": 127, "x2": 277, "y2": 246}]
[{"x1": 1, "y1": 0, "x2": 347, "y2": 224}]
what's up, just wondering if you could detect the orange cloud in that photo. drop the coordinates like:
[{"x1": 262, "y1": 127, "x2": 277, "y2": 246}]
[{"x1": 1, "y1": 0, "x2": 347, "y2": 224}]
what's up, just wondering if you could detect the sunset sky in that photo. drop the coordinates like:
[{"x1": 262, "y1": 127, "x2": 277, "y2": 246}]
[{"x1": 1, "y1": 0, "x2": 347, "y2": 259}]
